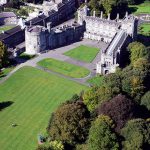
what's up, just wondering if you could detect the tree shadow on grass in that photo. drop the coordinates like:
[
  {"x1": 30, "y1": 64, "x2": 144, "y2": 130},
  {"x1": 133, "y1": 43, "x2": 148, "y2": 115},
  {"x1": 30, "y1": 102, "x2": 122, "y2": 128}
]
[
  {"x1": 0, "y1": 101, "x2": 14, "y2": 111},
  {"x1": 128, "y1": 7, "x2": 138, "y2": 14}
]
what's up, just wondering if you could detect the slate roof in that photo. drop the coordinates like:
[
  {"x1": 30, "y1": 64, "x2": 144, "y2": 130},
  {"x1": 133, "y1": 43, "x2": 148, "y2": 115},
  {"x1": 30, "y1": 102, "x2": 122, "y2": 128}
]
[
  {"x1": 0, "y1": 12, "x2": 16, "y2": 18},
  {"x1": 0, "y1": 26, "x2": 22, "y2": 41}
]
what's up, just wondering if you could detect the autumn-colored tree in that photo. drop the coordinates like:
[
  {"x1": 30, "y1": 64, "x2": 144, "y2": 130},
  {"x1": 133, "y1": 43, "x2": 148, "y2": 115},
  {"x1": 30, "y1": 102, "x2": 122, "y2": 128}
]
[
  {"x1": 47, "y1": 101, "x2": 90, "y2": 146},
  {"x1": 97, "y1": 94, "x2": 139, "y2": 131}
]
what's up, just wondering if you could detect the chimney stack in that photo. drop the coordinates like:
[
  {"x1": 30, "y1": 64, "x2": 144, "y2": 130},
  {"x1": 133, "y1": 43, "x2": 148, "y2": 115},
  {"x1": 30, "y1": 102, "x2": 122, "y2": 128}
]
[
  {"x1": 101, "y1": 11, "x2": 103, "y2": 19},
  {"x1": 93, "y1": 10, "x2": 96, "y2": 17},
  {"x1": 125, "y1": 11, "x2": 128, "y2": 18},
  {"x1": 107, "y1": 13, "x2": 110, "y2": 21},
  {"x1": 47, "y1": 22, "x2": 52, "y2": 32},
  {"x1": 30, "y1": 21, "x2": 32, "y2": 27},
  {"x1": 116, "y1": 13, "x2": 119, "y2": 21}
]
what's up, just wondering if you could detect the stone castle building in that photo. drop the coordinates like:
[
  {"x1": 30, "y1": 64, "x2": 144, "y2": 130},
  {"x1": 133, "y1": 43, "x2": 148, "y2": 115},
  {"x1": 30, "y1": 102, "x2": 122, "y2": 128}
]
[
  {"x1": 24, "y1": 1, "x2": 137, "y2": 75},
  {"x1": 77, "y1": 4, "x2": 137, "y2": 74},
  {"x1": 25, "y1": 22, "x2": 84, "y2": 54}
]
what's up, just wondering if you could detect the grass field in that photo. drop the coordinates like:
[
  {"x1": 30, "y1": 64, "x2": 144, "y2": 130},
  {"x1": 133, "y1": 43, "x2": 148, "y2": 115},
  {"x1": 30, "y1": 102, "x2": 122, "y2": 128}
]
[
  {"x1": 38, "y1": 58, "x2": 90, "y2": 78},
  {"x1": 0, "y1": 26, "x2": 15, "y2": 33},
  {"x1": 87, "y1": 76, "x2": 104, "y2": 86},
  {"x1": 138, "y1": 23, "x2": 150, "y2": 36},
  {"x1": 0, "y1": 67, "x2": 15, "y2": 80},
  {"x1": 64, "y1": 45, "x2": 99, "y2": 62},
  {"x1": 129, "y1": 1, "x2": 150, "y2": 14},
  {"x1": 0, "y1": 66, "x2": 87, "y2": 150}
]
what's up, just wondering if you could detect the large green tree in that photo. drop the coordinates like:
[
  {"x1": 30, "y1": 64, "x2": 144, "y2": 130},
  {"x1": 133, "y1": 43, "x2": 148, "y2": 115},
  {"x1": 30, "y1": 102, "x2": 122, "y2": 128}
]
[
  {"x1": 83, "y1": 73, "x2": 121, "y2": 112},
  {"x1": 121, "y1": 119, "x2": 150, "y2": 150},
  {"x1": 88, "y1": 115, "x2": 119, "y2": 150},
  {"x1": 47, "y1": 101, "x2": 90, "y2": 146},
  {"x1": 128, "y1": 42, "x2": 149, "y2": 64},
  {"x1": 101, "y1": 0, "x2": 116, "y2": 15}
]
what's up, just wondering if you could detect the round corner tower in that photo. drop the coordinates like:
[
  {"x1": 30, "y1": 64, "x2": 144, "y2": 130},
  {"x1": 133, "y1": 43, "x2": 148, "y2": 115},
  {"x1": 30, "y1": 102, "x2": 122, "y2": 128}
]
[{"x1": 25, "y1": 25, "x2": 48, "y2": 55}]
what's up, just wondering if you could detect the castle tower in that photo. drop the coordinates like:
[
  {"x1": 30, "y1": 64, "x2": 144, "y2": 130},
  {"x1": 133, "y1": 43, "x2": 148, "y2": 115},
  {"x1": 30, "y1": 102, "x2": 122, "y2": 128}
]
[{"x1": 25, "y1": 25, "x2": 48, "y2": 55}]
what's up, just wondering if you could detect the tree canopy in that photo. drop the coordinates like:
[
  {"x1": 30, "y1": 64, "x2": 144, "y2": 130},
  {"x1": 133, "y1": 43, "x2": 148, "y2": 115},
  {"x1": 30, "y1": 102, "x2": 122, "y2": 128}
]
[
  {"x1": 97, "y1": 94, "x2": 139, "y2": 131},
  {"x1": 47, "y1": 101, "x2": 90, "y2": 146},
  {"x1": 88, "y1": 115, "x2": 119, "y2": 150},
  {"x1": 141, "y1": 91, "x2": 150, "y2": 111},
  {"x1": 121, "y1": 119, "x2": 150, "y2": 150},
  {"x1": 128, "y1": 42, "x2": 149, "y2": 64}
]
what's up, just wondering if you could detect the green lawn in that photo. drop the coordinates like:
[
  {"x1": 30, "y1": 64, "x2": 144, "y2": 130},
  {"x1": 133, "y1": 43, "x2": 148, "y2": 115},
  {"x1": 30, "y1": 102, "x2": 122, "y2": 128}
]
[
  {"x1": 64, "y1": 45, "x2": 100, "y2": 63},
  {"x1": 87, "y1": 76, "x2": 104, "y2": 86},
  {"x1": 38, "y1": 58, "x2": 90, "y2": 78},
  {"x1": 138, "y1": 23, "x2": 150, "y2": 36},
  {"x1": 0, "y1": 26, "x2": 15, "y2": 33},
  {"x1": 129, "y1": 1, "x2": 150, "y2": 15},
  {"x1": 0, "y1": 66, "x2": 87, "y2": 150},
  {"x1": 0, "y1": 67, "x2": 15, "y2": 80}
]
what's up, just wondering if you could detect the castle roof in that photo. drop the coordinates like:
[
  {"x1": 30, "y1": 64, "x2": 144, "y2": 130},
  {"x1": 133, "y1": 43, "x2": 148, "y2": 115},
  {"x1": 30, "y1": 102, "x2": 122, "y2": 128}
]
[
  {"x1": 85, "y1": 16, "x2": 120, "y2": 27},
  {"x1": 27, "y1": 25, "x2": 47, "y2": 33},
  {"x1": 0, "y1": 26, "x2": 22, "y2": 41},
  {"x1": 0, "y1": 12, "x2": 16, "y2": 18}
]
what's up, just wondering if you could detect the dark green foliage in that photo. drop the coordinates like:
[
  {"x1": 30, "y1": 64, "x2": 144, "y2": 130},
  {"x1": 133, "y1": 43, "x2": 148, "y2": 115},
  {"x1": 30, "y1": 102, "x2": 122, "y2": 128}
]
[
  {"x1": 141, "y1": 91, "x2": 150, "y2": 111},
  {"x1": 0, "y1": 41, "x2": 9, "y2": 69},
  {"x1": 97, "y1": 94, "x2": 139, "y2": 131},
  {"x1": 121, "y1": 119, "x2": 150, "y2": 150},
  {"x1": 88, "y1": 115, "x2": 119, "y2": 150},
  {"x1": 47, "y1": 101, "x2": 90, "y2": 146}
]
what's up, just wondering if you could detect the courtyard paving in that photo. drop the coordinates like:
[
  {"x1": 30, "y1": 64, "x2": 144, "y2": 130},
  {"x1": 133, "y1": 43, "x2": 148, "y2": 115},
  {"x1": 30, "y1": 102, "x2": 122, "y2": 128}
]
[{"x1": 0, "y1": 39, "x2": 108, "y2": 85}]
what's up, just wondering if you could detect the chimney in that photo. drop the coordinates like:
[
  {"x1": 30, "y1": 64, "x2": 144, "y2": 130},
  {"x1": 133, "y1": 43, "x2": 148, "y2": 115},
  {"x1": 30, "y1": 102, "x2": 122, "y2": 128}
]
[
  {"x1": 30, "y1": 21, "x2": 32, "y2": 27},
  {"x1": 93, "y1": 10, "x2": 96, "y2": 17},
  {"x1": 101, "y1": 11, "x2": 103, "y2": 19},
  {"x1": 43, "y1": 20, "x2": 46, "y2": 27},
  {"x1": 107, "y1": 13, "x2": 110, "y2": 21},
  {"x1": 125, "y1": 11, "x2": 128, "y2": 18},
  {"x1": 47, "y1": 22, "x2": 52, "y2": 32},
  {"x1": 116, "y1": 13, "x2": 119, "y2": 21}
]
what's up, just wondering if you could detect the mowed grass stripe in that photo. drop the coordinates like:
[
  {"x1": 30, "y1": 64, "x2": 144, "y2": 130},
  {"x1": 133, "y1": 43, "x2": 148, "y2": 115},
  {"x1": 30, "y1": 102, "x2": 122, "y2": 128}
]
[
  {"x1": 37, "y1": 58, "x2": 90, "y2": 78},
  {"x1": 0, "y1": 66, "x2": 88, "y2": 150},
  {"x1": 64, "y1": 45, "x2": 100, "y2": 62}
]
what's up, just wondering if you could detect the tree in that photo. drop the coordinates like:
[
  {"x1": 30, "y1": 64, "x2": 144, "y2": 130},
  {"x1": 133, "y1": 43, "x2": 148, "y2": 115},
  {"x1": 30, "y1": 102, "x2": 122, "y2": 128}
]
[
  {"x1": 83, "y1": 86, "x2": 112, "y2": 112},
  {"x1": 0, "y1": 41, "x2": 8, "y2": 69},
  {"x1": 83, "y1": 73, "x2": 121, "y2": 112},
  {"x1": 47, "y1": 101, "x2": 90, "y2": 146},
  {"x1": 128, "y1": 42, "x2": 149, "y2": 64},
  {"x1": 97, "y1": 94, "x2": 139, "y2": 131},
  {"x1": 141, "y1": 91, "x2": 150, "y2": 111},
  {"x1": 121, "y1": 119, "x2": 150, "y2": 150},
  {"x1": 88, "y1": 115, "x2": 119, "y2": 150},
  {"x1": 101, "y1": 0, "x2": 116, "y2": 15},
  {"x1": 121, "y1": 61, "x2": 150, "y2": 103}
]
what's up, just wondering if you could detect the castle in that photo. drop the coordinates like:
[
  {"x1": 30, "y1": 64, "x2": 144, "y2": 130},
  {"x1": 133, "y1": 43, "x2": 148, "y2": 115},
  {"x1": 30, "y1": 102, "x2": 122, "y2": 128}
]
[{"x1": 25, "y1": 2, "x2": 137, "y2": 74}]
